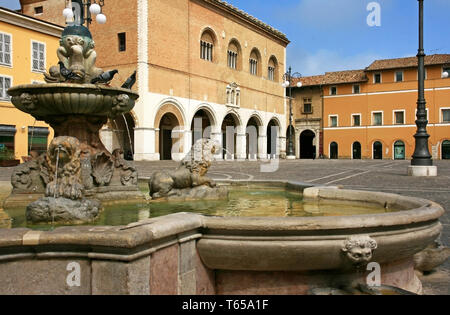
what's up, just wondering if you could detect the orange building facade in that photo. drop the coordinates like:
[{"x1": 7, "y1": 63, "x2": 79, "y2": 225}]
[{"x1": 317, "y1": 55, "x2": 450, "y2": 160}]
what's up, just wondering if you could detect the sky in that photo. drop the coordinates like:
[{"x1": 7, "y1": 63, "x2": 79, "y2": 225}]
[{"x1": 2, "y1": 0, "x2": 450, "y2": 76}]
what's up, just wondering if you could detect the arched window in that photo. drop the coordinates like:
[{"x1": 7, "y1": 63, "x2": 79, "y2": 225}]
[
  {"x1": 268, "y1": 56, "x2": 278, "y2": 81},
  {"x1": 200, "y1": 31, "x2": 214, "y2": 62},
  {"x1": 249, "y1": 49, "x2": 261, "y2": 76},
  {"x1": 227, "y1": 40, "x2": 241, "y2": 70}
]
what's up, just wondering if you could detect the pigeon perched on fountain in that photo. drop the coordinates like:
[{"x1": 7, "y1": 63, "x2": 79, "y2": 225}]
[
  {"x1": 91, "y1": 69, "x2": 119, "y2": 84},
  {"x1": 58, "y1": 61, "x2": 82, "y2": 81},
  {"x1": 121, "y1": 71, "x2": 137, "y2": 90}
]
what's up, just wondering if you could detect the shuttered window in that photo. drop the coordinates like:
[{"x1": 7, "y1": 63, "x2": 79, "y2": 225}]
[
  {"x1": 0, "y1": 33, "x2": 12, "y2": 66},
  {"x1": 32, "y1": 41, "x2": 45, "y2": 72},
  {"x1": 0, "y1": 76, "x2": 11, "y2": 100}
]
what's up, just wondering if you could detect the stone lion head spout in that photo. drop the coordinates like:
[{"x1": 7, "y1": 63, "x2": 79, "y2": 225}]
[
  {"x1": 342, "y1": 235, "x2": 378, "y2": 267},
  {"x1": 45, "y1": 136, "x2": 83, "y2": 200}
]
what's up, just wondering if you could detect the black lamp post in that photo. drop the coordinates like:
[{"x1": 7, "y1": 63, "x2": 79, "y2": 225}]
[
  {"x1": 282, "y1": 67, "x2": 302, "y2": 159},
  {"x1": 411, "y1": 0, "x2": 432, "y2": 167},
  {"x1": 63, "y1": 0, "x2": 107, "y2": 28}
]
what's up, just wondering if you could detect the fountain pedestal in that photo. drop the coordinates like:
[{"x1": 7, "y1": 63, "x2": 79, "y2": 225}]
[{"x1": 3, "y1": 25, "x2": 144, "y2": 223}]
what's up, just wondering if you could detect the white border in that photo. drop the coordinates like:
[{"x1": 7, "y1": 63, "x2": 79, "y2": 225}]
[
  {"x1": 371, "y1": 110, "x2": 383, "y2": 126},
  {"x1": 394, "y1": 70, "x2": 404, "y2": 82},
  {"x1": 351, "y1": 141, "x2": 361, "y2": 160},
  {"x1": 392, "y1": 140, "x2": 406, "y2": 160},
  {"x1": 351, "y1": 113, "x2": 361, "y2": 126},
  {"x1": 440, "y1": 107, "x2": 450, "y2": 123},
  {"x1": 372, "y1": 140, "x2": 383, "y2": 160},
  {"x1": 0, "y1": 74, "x2": 13, "y2": 101},
  {"x1": 329, "y1": 141, "x2": 338, "y2": 159},
  {"x1": 329, "y1": 86, "x2": 337, "y2": 96},
  {"x1": 373, "y1": 72, "x2": 382, "y2": 84},
  {"x1": 0, "y1": 31, "x2": 13, "y2": 68},
  {"x1": 328, "y1": 114, "x2": 338, "y2": 127},
  {"x1": 393, "y1": 109, "x2": 406, "y2": 125},
  {"x1": 30, "y1": 39, "x2": 46, "y2": 73},
  {"x1": 442, "y1": 66, "x2": 450, "y2": 78},
  {"x1": 442, "y1": 139, "x2": 450, "y2": 160}
]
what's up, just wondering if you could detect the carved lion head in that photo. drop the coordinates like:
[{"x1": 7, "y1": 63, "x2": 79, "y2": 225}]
[
  {"x1": 342, "y1": 235, "x2": 378, "y2": 266},
  {"x1": 46, "y1": 136, "x2": 81, "y2": 174}
]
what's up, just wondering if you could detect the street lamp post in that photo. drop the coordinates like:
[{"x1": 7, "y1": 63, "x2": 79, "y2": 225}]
[
  {"x1": 63, "y1": 0, "x2": 107, "y2": 28},
  {"x1": 409, "y1": 0, "x2": 437, "y2": 176},
  {"x1": 282, "y1": 67, "x2": 302, "y2": 159}
]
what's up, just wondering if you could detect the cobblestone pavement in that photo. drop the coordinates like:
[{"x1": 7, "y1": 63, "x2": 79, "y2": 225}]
[{"x1": 1, "y1": 159, "x2": 449, "y2": 294}]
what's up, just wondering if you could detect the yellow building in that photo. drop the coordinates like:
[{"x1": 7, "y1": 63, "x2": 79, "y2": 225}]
[{"x1": 0, "y1": 7, "x2": 62, "y2": 162}]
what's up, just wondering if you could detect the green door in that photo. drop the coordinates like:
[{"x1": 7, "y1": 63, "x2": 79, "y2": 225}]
[{"x1": 394, "y1": 141, "x2": 405, "y2": 160}]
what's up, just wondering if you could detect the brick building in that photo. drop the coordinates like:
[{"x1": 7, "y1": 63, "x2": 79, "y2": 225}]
[
  {"x1": 20, "y1": 0, "x2": 290, "y2": 161},
  {"x1": 292, "y1": 54, "x2": 450, "y2": 160}
]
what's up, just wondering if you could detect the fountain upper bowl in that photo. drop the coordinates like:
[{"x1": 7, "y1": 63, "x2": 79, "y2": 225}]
[{"x1": 7, "y1": 83, "x2": 139, "y2": 119}]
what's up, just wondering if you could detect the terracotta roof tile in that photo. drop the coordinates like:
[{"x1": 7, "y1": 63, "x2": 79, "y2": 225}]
[
  {"x1": 366, "y1": 54, "x2": 450, "y2": 71},
  {"x1": 293, "y1": 70, "x2": 367, "y2": 87},
  {"x1": 323, "y1": 69, "x2": 368, "y2": 85},
  {"x1": 293, "y1": 75, "x2": 325, "y2": 87}
]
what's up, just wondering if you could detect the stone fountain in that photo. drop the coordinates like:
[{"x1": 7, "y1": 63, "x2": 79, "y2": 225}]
[
  {"x1": 0, "y1": 23, "x2": 446, "y2": 296},
  {"x1": 5, "y1": 25, "x2": 142, "y2": 223}
]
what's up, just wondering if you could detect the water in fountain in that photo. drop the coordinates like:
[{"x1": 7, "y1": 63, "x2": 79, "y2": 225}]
[
  {"x1": 122, "y1": 113, "x2": 134, "y2": 157},
  {"x1": 51, "y1": 145, "x2": 61, "y2": 227},
  {"x1": 221, "y1": 147, "x2": 248, "y2": 188},
  {"x1": 28, "y1": 119, "x2": 36, "y2": 157}
]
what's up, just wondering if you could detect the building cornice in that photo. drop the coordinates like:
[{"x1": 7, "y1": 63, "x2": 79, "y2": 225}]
[
  {"x1": 0, "y1": 7, "x2": 63, "y2": 38},
  {"x1": 197, "y1": 0, "x2": 289, "y2": 46}
]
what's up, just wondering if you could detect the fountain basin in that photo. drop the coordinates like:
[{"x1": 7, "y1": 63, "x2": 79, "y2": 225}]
[
  {"x1": 8, "y1": 83, "x2": 138, "y2": 119},
  {"x1": 0, "y1": 182, "x2": 444, "y2": 295}
]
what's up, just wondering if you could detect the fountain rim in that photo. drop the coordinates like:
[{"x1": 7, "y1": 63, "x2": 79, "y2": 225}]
[
  {"x1": 200, "y1": 180, "x2": 445, "y2": 231},
  {"x1": 7, "y1": 83, "x2": 139, "y2": 99},
  {"x1": 0, "y1": 182, "x2": 444, "y2": 249}
]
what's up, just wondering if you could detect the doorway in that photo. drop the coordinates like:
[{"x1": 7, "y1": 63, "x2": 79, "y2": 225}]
[
  {"x1": 394, "y1": 141, "x2": 405, "y2": 160},
  {"x1": 330, "y1": 142, "x2": 338, "y2": 159},
  {"x1": 300, "y1": 130, "x2": 315, "y2": 159},
  {"x1": 352, "y1": 142, "x2": 361, "y2": 160},
  {"x1": 373, "y1": 141, "x2": 383, "y2": 160}
]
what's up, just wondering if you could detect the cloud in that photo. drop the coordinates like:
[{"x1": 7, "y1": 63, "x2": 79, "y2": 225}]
[{"x1": 287, "y1": 48, "x2": 384, "y2": 76}]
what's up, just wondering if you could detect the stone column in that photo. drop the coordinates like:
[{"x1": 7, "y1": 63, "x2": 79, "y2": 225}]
[
  {"x1": 171, "y1": 129, "x2": 186, "y2": 161},
  {"x1": 236, "y1": 134, "x2": 247, "y2": 160},
  {"x1": 183, "y1": 129, "x2": 192, "y2": 157},
  {"x1": 258, "y1": 134, "x2": 268, "y2": 160},
  {"x1": 279, "y1": 136, "x2": 287, "y2": 159},
  {"x1": 315, "y1": 130, "x2": 320, "y2": 159},
  {"x1": 295, "y1": 129, "x2": 300, "y2": 159},
  {"x1": 134, "y1": 128, "x2": 158, "y2": 161},
  {"x1": 211, "y1": 131, "x2": 223, "y2": 160}
]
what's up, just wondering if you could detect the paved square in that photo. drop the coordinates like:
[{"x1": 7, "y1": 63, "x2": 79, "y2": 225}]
[{"x1": 1, "y1": 159, "x2": 449, "y2": 294}]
